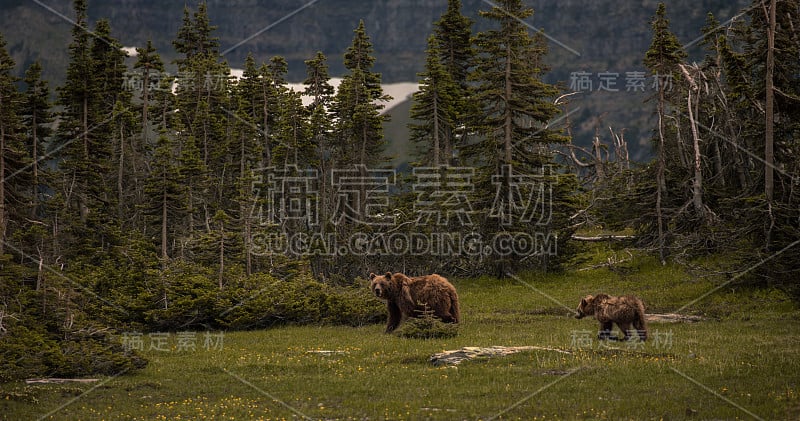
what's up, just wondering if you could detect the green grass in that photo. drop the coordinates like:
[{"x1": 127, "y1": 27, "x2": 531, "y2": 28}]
[{"x1": 2, "y1": 255, "x2": 799, "y2": 420}]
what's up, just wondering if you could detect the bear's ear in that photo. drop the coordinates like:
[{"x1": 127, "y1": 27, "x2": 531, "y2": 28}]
[
  {"x1": 385, "y1": 271, "x2": 393, "y2": 280},
  {"x1": 369, "y1": 272, "x2": 377, "y2": 280},
  {"x1": 580, "y1": 297, "x2": 587, "y2": 307}
]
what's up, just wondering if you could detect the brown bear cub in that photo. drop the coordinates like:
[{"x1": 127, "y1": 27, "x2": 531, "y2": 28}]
[
  {"x1": 575, "y1": 294, "x2": 648, "y2": 341},
  {"x1": 369, "y1": 272, "x2": 461, "y2": 333}
]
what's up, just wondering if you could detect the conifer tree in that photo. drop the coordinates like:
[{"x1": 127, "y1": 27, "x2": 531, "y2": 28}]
[
  {"x1": 471, "y1": 0, "x2": 565, "y2": 168},
  {"x1": 433, "y1": 0, "x2": 473, "y2": 94},
  {"x1": 231, "y1": 53, "x2": 265, "y2": 275},
  {"x1": 143, "y1": 129, "x2": 182, "y2": 265},
  {"x1": 737, "y1": 0, "x2": 800, "y2": 292},
  {"x1": 303, "y1": 51, "x2": 335, "y2": 279},
  {"x1": 55, "y1": 0, "x2": 94, "y2": 230},
  {"x1": 741, "y1": 0, "x2": 800, "y2": 210},
  {"x1": 172, "y1": 1, "x2": 231, "y2": 233},
  {"x1": 332, "y1": 20, "x2": 391, "y2": 169},
  {"x1": 91, "y1": 19, "x2": 136, "y2": 229},
  {"x1": 274, "y1": 89, "x2": 312, "y2": 168},
  {"x1": 177, "y1": 131, "x2": 207, "y2": 240},
  {"x1": 304, "y1": 52, "x2": 335, "y2": 111},
  {"x1": 55, "y1": 1, "x2": 131, "y2": 255},
  {"x1": 133, "y1": 40, "x2": 165, "y2": 144},
  {"x1": 264, "y1": 56, "x2": 292, "y2": 168},
  {"x1": 303, "y1": 51, "x2": 334, "y2": 178},
  {"x1": 432, "y1": 0, "x2": 476, "y2": 160},
  {"x1": 21, "y1": 61, "x2": 52, "y2": 218},
  {"x1": 644, "y1": 2, "x2": 687, "y2": 263},
  {"x1": 0, "y1": 33, "x2": 25, "y2": 256},
  {"x1": 327, "y1": 21, "x2": 393, "y2": 278},
  {"x1": 468, "y1": 0, "x2": 571, "y2": 275},
  {"x1": 410, "y1": 35, "x2": 459, "y2": 166}
]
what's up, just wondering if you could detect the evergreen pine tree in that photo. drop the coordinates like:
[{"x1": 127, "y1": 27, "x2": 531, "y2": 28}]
[
  {"x1": 303, "y1": 52, "x2": 335, "y2": 111},
  {"x1": 468, "y1": 0, "x2": 571, "y2": 275},
  {"x1": 302, "y1": 51, "x2": 334, "y2": 180},
  {"x1": 55, "y1": 0, "x2": 94, "y2": 231},
  {"x1": 303, "y1": 51, "x2": 335, "y2": 279},
  {"x1": 643, "y1": 2, "x2": 687, "y2": 263},
  {"x1": 410, "y1": 35, "x2": 459, "y2": 167},
  {"x1": 21, "y1": 61, "x2": 52, "y2": 218},
  {"x1": 231, "y1": 53, "x2": 265, "y2": 275},
  {"x1": 143, "y1": 129, "x2": 183, "y2": 265},
  {"x1": 432, "y1": 0, "x2": 476, "y2": 161},
  {"x1": 0, "y1": 33, "x2": 26, "y2": 256},
  {"x1": 331, "y1": 20, "x2": 391, "y2": 169},
  {"x1": 55, "y1": 1, "x2": 130, "y2": 256},
  {"x1": 91, "y1": 19, "x2": 136, "y2": 230},
  {"x1": 737, "y1": 0, "x2": 800, "y2": 293},
  {"x1": 133, "y1": 40, "x2": 165, "y2": 144},
  {"x1": 172, "y1": 1, "x2": 232, "y2": 235}
]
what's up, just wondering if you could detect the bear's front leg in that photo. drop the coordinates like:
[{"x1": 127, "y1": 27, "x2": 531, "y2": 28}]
[
  {"x1": 597, "y1": 321, "x2": 615, "y2": 340},
  {"x1": 386, "y1": 301, "x2": 403, "y2": 333}
]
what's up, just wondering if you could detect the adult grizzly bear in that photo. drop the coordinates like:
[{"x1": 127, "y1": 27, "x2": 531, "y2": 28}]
[
  {"x1": 369, "y1": 272, "x2": 460, "y2": 333},
  {"x1": 575, "y1": 293, "x2": 647, "y2": 341}
]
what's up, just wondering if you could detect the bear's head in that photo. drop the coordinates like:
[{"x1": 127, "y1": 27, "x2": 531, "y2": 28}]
[
  {"x1": 576, "y1": 294, "x2": 611, "y2": 319},
  {"x1": 575, "y1": 295, "x2": 596, "y2": 319},
  {"x1": 369, "y1": 272, "x2": 396, "y2": 300}
]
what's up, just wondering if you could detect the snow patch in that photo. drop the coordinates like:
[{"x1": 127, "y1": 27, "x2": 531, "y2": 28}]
[{"x1": 231, "y1": 69, "x2": 418, "y2": 114}]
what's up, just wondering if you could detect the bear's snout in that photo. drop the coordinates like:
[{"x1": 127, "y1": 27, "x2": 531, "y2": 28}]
[
  {"x1": 373, "y1": 287, "x2": 383, "y2": 298},
  {"x1": 575, "y1": 311, "x2": 584, "y2": 319}
]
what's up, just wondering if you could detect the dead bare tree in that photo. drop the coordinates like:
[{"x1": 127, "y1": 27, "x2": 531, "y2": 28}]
[{"x1": 678, "y1": 63, "x2": 707, "y2": 220}]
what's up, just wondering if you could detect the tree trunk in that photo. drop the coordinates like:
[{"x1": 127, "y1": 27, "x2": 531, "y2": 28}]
[
  {"x1": 161, "y1": 182, "x2": 168, "y2": 265},
  {"x1": 0, "y1": 110, "x2": 5, "y2": 256},
  {"x1": 503, "y1": 43, "x2": 513, "y2": 165},
  {"x1": 79, "y1": 95, "x2": 89, "y2": 224},
  {"x1": 31, "y1": 108, "x2": 39, "y2": 218},
  {"x1": 118, "y1": 122, "x2": 125, "y2": 223},
  {"x1": 592, "y1": 127, "x2": 605, "y2": 181},
  {"x1": 262, "y1": 82, "x2": 272, "y2": 168},
  {"x1": 682, "y1": 66, "x2": 705, "y2": 219},
  {"x1": 764, "y1": 0, "x2": 775, "y2": 203},
  {"x1": 656, "y1": 87, "x2": 667, "y2": 264},
  {"x1": 141, "y1": 66, "x2": 150, "y2": 145},
  {"x1": 433, "y1": 90, "x2": 440, "y2": 167},
  {"x1": 218, "y1": 221, "x2": 225, "y2": 290}
]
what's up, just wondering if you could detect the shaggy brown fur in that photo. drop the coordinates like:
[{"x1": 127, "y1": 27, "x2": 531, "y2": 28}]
[
  {"x1": 369, "y1": 272, "x2": 461, "y2": 333},
  {"x1": 575, "y1": 293, "x2": 648, "y2": 341}
]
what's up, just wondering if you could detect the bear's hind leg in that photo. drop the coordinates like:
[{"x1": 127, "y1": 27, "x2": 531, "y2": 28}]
[{"x1": 616, "y1": 322, "x2": 632, "y2": 341}]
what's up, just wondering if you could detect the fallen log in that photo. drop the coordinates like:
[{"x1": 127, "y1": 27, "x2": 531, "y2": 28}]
[
  {"x1": 571, "y1": 235, "x2": 636, "y2": 242},
  {"x1": 645, "y1": 313, "x2": 705, "y2": 323},
  {"x1": 25, "y1": 378, "x2": 100, "y2": 384}
]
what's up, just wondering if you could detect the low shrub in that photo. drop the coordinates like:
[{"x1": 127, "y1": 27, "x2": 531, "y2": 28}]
[{"x1": 394, "y1": 308, "x2": 459, "y2": 339}]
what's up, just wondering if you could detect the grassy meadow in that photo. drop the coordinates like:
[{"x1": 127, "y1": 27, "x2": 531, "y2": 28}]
[{"x1": 2, "y1": 253, "x2": 799, "y2": 420}]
